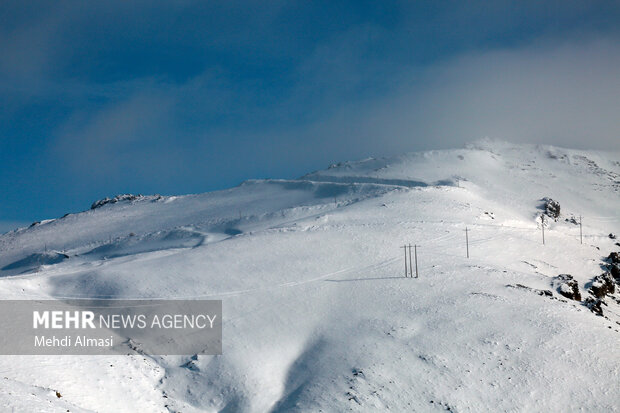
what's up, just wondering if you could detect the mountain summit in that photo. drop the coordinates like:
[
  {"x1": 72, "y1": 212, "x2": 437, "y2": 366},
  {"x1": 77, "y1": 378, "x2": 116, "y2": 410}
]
[{"x1": 0, "y1": 141, "x2": 619, "y2": 412}]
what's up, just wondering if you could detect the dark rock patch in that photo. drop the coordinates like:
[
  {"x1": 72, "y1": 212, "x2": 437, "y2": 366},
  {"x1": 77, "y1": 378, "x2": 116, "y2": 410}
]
[
  {"x1": 589, "y1": 272, "x2": 616, "y2": 298},
  {"x1": 584, "y1": 297, "x2": 605, "y2": 316},
  {"x1": 91, "y1": 194, "x2": 143, "y2": 209},
  {"x1": 555, "y1": 274, "x2": 581, "y2": 301},
  {"x1": 584, "y1": 249, "x2": 620, "y2": 318},
  {"x1": 542, "y1": 198, "x2": 561, "y2": 220},
  {"x1": 91, "y1": 194, "x2": 162, "y2": 210}
]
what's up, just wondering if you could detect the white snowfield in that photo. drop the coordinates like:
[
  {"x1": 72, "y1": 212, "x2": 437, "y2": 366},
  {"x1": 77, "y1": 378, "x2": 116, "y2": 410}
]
[{"x1": 0, "y1": 140, "x2": 618, "y2": 412}]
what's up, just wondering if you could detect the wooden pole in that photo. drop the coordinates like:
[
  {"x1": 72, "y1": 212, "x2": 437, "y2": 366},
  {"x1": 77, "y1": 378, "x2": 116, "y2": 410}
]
[
  {"x1": 414, "y1": 244, "x2": 419, "y2": 278},
  {"x1": 579, "y1": 215, "x2": 583, "y2": 244},
  {"x1": 401, "y1": 245, "x2": 408, "y2": 277},
  {"x1": 408, "y1": 244, "x2": 413, "y2": 277},
  {"x1": 465, "y1": 227, "x2": 469, "y2": 258},
  {"x1": 542, "y1": 215, "x2": 545, "y2": 245}
]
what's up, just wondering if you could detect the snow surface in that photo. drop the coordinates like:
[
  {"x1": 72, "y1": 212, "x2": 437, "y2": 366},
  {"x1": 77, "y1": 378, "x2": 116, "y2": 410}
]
[{"x1": 0, "y1": 140, "x2": 619, "y2": 412}]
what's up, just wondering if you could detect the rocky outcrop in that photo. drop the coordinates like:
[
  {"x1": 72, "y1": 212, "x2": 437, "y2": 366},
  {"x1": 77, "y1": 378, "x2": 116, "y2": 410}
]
[
  {"x1": 584, "y1": 250, "x2": 620, "y2": 316},
  {"x1": 542, "y1": 198, "x2": 561, "y2": 220},
  {"x1": 91, "y1": 194, "x2": 143, "y2": 209},
  {"x1": 555, "y1": 274, "x2": 581, "y2": 301},
  {"x1": 589, "y1": 272, "x2": 615, "y2": 298},
  {"x1": 90, "y1": 194, "x2": 162, "y2": 210},
  {"x1": 607, "y1": 254, "x2": 620, "y2": 281},
  {"x1": 584, "y1": 297, "x2": 605, "y2": 316},
  {"x1": 607, "y1": 252, "x2": 620, "y2": 282}
]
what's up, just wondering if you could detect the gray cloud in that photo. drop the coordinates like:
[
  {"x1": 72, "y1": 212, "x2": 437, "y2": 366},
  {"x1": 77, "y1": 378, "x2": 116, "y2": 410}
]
[
  {"x1": 286, "y1": 36, "x2": 620, "y2": 159},
  {"x1": 50, "y1": 35, "x2": 620, "y2": 191}
]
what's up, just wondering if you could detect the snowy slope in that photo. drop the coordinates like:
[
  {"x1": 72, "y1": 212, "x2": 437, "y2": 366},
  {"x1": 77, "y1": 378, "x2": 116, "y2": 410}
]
[{"x1": 0, "y1": 140, "x2": 619, "y2": 412}]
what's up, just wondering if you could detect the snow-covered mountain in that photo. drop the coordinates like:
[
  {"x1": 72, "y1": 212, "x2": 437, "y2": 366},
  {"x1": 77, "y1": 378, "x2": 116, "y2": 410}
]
[{"x1": 0, "y1": 140, "x2": 619, "y2": 412}]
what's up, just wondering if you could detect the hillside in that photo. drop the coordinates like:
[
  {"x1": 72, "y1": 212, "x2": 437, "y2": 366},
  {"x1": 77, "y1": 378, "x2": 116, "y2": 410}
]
[{"x1": 0, "y1": 140, "x2": 619, "y2": 412}]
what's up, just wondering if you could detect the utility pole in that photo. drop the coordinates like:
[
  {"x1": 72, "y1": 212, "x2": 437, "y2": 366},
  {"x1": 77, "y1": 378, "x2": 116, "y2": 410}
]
[
  {"x1": 465, "y1": 227, "x2": 470, "y2": 258},
  {"x1": 579, "y1": 215, "x2": 583, "y2": 244},
  {"x1": 407, "y1": 244, "x2": 413, "y2": 278},
  {"x1": 401, "y1": 244, "x2": 417, "y2": 278},
  {"x1": 400, "y1": 244, "x2": 420, "y2": 278}
]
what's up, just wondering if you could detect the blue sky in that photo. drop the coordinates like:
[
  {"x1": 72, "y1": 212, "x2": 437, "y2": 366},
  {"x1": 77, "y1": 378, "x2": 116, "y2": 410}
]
[{"x1": 1, "y1": 1, "x2": 619, "y2": 231}]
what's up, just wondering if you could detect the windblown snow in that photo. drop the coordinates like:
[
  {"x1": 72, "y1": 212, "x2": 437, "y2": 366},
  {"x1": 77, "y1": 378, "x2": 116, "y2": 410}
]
[{"x1": 0, "y1": 140, "x2": 619, "y2": 412}]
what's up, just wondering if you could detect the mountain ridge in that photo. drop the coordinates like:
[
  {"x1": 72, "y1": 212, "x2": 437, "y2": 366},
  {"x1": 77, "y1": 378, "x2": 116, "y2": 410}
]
[{"x1": 0, "y1": 140, "x2": 618, "y2": 412}]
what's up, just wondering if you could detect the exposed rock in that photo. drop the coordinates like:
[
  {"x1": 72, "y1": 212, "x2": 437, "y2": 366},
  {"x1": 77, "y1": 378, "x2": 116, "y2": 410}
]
[
  {"x1": 608, "y1": 252, "x2": 620, "y2": 265},
  {"x1": 555, "y1": 274, "x2": 581, "y2": 301},
  {"x1": 584, "y1": 297, "x2": 605, "y2": 316},
  {"x1": 610, "y1": 233, "x2": 617, "y2": 240},
  {"x1": 589, "y1": 272, "x2": 615, "y2": 298},
  {"x1": 609, "y1": 263, "x2": 620, "y2": 281},
  {"x1": 91, "y1": 194, "x2": 143, "y2": 209},
  {"x1": 542, "y1": 198, "x2": 561, "y2": 220},
  {"x1": 90, "y1": 194, "x2": 162, "y2": 210}
]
